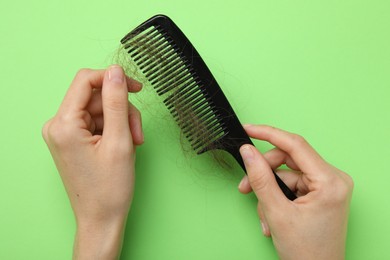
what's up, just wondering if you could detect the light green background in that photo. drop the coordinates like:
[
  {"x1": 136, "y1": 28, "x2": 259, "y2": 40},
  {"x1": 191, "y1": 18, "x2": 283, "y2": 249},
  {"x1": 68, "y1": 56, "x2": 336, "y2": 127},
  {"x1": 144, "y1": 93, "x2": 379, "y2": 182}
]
[{"x1": 1, "y1": 0, "x2": 389, "y2": 259}]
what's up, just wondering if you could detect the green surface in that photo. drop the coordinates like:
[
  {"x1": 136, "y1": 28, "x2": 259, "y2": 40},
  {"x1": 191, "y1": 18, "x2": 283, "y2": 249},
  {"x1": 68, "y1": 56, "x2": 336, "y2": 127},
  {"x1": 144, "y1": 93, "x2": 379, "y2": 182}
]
[{"x1": 1, "y1": 0, "x2": 389, "y2": 259}]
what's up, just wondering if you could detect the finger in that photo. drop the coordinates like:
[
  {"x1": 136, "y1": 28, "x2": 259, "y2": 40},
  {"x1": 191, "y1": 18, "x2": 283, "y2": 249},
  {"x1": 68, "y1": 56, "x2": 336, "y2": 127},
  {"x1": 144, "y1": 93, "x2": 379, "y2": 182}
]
[
  {"x1": 239, "y1": 148, "x2": 299, "y2": 194},
  {"x1": 86, "y1": 89, "x2": 103, "y2": 116},
  {"x1": 127, "y1": 77, "x2": 143, "y2": 93},
  {"x1": 262, "y1": 148, "x2": 298, "y2": 170},
  {"x1": 274, "y1": 169, "x2": 301, "y2": 193},
  {"x1": 60, "y1": 69, "x2": 105, "y2": 113},
  {"x1": 87, "y1": 79, "x2": 142, "y2": 116},
  {"x1": 240, "y1": 144, "x2": 288, "y2": 210},
  {"x1": 101, "y1": 65, "x2": 131, "y2": 144},
  {"x1": 92, "y1": 102, "x2": 143, "y2": 141},
  {"x1": 128, "y1": 101, "x2": 144, "y2": 145},
  {"x1": 264, "y1": 148, "x2": 300, "y2": 171},
  {"x1": 238, "y1": 175, "x2": 252, "y2": 194},
  {"x1": 61, "y1": 69, "x2": 142, "y2": 113},
  {"x1": 276, "y1": 169, "x2": 310, "y2": 197},
  {"x1": 244, "y1": 125, "x2": 328, "y2": 175}
]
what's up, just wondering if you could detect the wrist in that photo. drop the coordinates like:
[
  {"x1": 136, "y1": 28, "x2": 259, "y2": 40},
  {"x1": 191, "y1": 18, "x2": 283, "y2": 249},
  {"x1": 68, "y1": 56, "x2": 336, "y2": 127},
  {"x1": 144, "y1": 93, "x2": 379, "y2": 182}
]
[{"x1": 73, "y1": 215, "x2": 128, "y2": 260}]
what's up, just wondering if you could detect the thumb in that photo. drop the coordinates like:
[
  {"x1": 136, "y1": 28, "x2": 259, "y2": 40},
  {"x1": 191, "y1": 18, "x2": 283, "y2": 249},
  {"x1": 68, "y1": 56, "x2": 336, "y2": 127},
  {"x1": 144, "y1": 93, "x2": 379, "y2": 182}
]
[
  {"x1": 101, "y1": 65, "x2": 131, "y2": 144},
  {"x1": 240, "y1": 144, "x2": 287, "y2": 210}
]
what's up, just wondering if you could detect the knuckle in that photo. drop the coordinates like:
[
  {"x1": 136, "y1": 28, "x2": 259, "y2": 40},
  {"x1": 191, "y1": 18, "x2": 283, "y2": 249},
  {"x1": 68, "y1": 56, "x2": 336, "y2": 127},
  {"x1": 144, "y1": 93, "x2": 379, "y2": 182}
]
[
  {"x1": 42, "y1": 119, "x2": 52, "y2": 142},
  {"x1": 76, "y1": 68, "x2": 92, "y2": 77},
  {"x1": 74, "y1": 68, "x2": 92, "y2": 81},
  {"x1": 336, "y1": 169, "x2": 354, "y2": 189},
  {"x1": 288, "y1": 134, "x2": 309, "y2": 153},
  {"x1": 291, "y1": 133, "x2": 307, "y2": 147},
  {"x1": 45, "y1": 117, "x2": 74, "y2": 149},
  {"x1": 104, "y1": 142, "x2": 133, "y2": 161},
  {"x1": 343, "y1": 172, "x2": 354, "y2": 191},
  {"x1": 325, "y1": 174, "x2": 353, "y2": 204}
]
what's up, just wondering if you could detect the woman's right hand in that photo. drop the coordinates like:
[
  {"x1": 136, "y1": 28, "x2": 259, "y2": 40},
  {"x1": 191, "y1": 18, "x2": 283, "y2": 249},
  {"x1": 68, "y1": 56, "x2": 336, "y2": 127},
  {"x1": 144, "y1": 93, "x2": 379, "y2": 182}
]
[
  {"x1": 238, "y1": 125, "x2": 353, "y2": 260},
  {"x1": 42, "y1": 66, "x2": 143, "y2": 259}
]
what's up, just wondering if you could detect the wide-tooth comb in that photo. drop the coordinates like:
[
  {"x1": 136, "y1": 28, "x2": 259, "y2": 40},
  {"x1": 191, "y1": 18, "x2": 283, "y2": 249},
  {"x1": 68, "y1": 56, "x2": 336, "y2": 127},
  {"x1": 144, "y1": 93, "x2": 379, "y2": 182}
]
[{"x1": 121, "y1": 15, "x2": 296, "y2": 200}]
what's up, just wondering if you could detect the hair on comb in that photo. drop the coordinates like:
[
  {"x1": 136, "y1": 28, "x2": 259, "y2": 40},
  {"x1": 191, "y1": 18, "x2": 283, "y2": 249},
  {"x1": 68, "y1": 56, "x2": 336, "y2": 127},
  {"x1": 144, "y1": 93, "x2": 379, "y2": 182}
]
[{"x1": 120, "y1": 15, "x2": 296, "y2": 200}]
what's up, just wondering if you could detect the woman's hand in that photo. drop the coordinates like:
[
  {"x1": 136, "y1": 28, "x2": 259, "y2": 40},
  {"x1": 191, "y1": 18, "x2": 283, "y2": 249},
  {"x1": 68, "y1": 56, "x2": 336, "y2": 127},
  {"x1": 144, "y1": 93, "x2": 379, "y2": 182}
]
[
  {"x1": 42, "y1": 65, "x2": 143, "y2": 259},
  {"x1": 238, "y1": 125, "x2": 353, "y2": 260}
]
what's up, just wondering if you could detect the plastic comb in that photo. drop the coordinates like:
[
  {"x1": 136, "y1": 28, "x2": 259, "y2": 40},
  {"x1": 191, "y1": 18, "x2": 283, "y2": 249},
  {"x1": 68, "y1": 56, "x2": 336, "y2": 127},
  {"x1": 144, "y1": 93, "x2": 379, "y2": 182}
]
[{"x1": 121, "y1": 15, "x2": 296, "y2": 200}]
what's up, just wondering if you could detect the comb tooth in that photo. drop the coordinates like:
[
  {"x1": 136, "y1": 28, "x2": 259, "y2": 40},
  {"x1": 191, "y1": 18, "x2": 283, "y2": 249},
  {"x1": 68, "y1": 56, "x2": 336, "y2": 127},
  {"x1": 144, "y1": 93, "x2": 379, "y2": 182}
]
[
  {"x1": 150, "y1": 60, "x2": 188, "y2": 88},
  {"x1": 132, "y1": 38, "x2": 170, "y2": 67},
  {"x1": 122, "y1": 26, "x2": 158, "y2": 48},
  {"x1": 163, "y1": 76, "x2": 200, "y2": 101},
  {"x1": 131, "y1": 43, "x2": 161, "y2": 64},
  {"x1": 144, "y1": 52, "x2": 182, "y2": 77},
  {"x1": 125, "y1": 28, "x2": 160, "y2": 51},
  {"x1": 132, "y1": 34, "x2": 167, "y2": 62},
  {"x1": 170, "y1": 93, "x2": 207, "y2": 118},
  {"x1": 207, "y1": 125, "x2": 228, "y2": 145},
  {"x1": 189, "y1": 95, "x2": 213, "y2": 112},
  {"x1": 171, "y1": 93, "x2": 211, "y2": 118},
  {"x1": 196, "y1": 133, "x2": 228, "y2": 154},
  {"x1": 150, "y1": 61, "x2": 186, "y2": 84},
  {"x1": 134, "y1": 43, "x2": 172, "y2": 68},
  {"x1": 193, "y1": 126, "x2": 226, "y2": 151},
  {"x1": 190, "y1": 123, "x2": 223, "y2": 148},
  {"x1": 127, "y1": 29, "x2": 162, "y2": 56},
  {"x1": 174, "y1": 101, "x2": 213, "y2": 129},
  {"x1": 157, "y1": 70, "x2": 195, "y2": 95},
  {"x1": 133, "y1": 36, "x2": 167, "y2": 63},
  {"x1": 183, "y1": 119, "x2": 208, "y2": 141},
  {"x1": 138, "y1": 45, "x2": 173, "y2": 71},
  {"x1": 122, "y1": 24, "x2": 159, "y2": 45},
  {"x1": 150, "y1": 62, "x2": 186, "y2": 85},
  {"x1": 165, "y1": 83, "x2": 201, "y2": 110},
  {"x1": 187, "y1": 110, "x2": 220, "y2": 134},
  {"x1": 178, "y1": 104, "x2": 215, "y2": 130},
  {"x1": 184, "y1": 113, "x2": 219, "y2": 137},
  {"x1": 140, "y1": 47, "x2": 178, "y2": 74},
  {"x1": 172, "y1": 96, "x2": 212, "y2": 122},
  {"x1": 178, "y1": 102, "x2": 214, "y2": 131},
  {"x1": 153, "y1": 66, "x2": 191, "y2": 91},
  {"x1": 136, "y1": 35, "x2": 177, "y2": 66},
  {"x1": 193, "y1": 131, "x2": 226, "y2": 152},
  {"x1": 173, "y1": 102, "x2": 210, "y2": 131},
  {"x1": 187, "y1": 116, "x2": 221, "y2": 140},
  {"x1": 159, "y1": 77, "x2": 193, "y2": 96},
  {"x1": 180, "y1": 109, "x2": 216, "y2": 133},
  {"x1": 125, "y1": 29, "x2": 160, "y2": 56},
  {"x1": 177, "y1": 108, "x2": 211, "y2": 134},
  {"x1": 189, "y1": 127, "x2": 221, "y2": 149},
  {"x1": 153, "y1": 66, "x2": 189, "y2": 91},
  {"x1": 135, "y1": 37, "x2": 173, "y2": 66},
  {"x1": 163, "y1": 78, "x2": 199, "y2": 105},
  {"x1": 165, "y1": 83, "x2": 204, "y2": 112},
  {"x1": 152, "y1": 60, "x2": 187, "y2": 86}
]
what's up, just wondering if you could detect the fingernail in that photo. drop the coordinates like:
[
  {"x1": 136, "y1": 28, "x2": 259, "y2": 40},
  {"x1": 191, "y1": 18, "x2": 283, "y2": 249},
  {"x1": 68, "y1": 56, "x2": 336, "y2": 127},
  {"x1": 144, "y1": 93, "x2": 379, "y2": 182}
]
[
  {"x1": 134, "y1": 79, "x2": 143, "y2": 87},
  {"x1": 240, "y1": 145, "x2": 254, "y2": 160},
  {"x1": 238, "y1": 176, "x2": 247, "y2": 190},
  {"x1": 243, "y1": 124, "x2": 253, "y2": 128},
  {"x1": 238, "y1": 178, "x2": 244, "y2": 189},
  {"x1": 108, "y1": 66, "x2": 124, "y2": 83}
]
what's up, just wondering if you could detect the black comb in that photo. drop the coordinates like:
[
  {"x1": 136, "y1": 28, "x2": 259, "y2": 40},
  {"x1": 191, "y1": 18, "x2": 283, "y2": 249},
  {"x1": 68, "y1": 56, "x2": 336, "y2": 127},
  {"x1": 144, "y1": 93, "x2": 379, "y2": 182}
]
[{"x1": 121, "y1": 15, "x2": 296, "y2": 200}]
